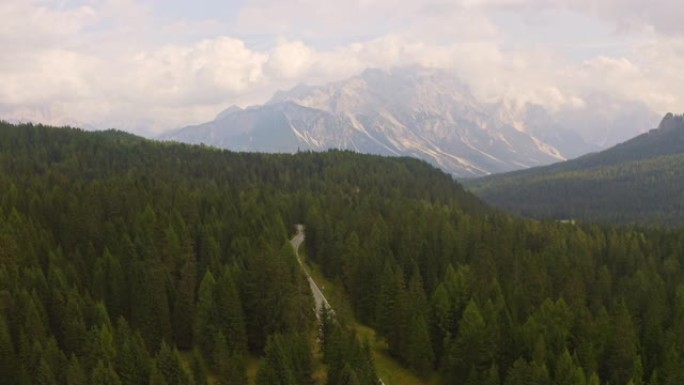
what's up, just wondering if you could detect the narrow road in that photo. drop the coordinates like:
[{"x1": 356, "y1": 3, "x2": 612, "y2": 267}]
[
  {"x1": 290, "y1": 224, "x2": 386, "y2": 385},
  {"x1": 291, "y1": 225, "x2": 332, "y2": 317}
]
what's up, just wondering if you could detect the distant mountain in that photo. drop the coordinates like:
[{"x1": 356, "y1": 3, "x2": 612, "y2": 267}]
[
  {"x1": 161, "y1": 68, "x2": 655, "y2": 177},
  {"x1": 466, "y1": 113, "x2": 684, "y2": 225}
]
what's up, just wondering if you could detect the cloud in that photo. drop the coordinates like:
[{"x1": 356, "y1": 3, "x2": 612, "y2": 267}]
[
  {"x1": 0, "y1": 0, "x2": 682, "y2": 136},
  {"x1": 473, "y1": 0, "x2": 684, "y2": 35},
  {"x1": 0, "y1": 49, "x2": 101, "y2": 105},
  {"x1": 264, "y1": 40, "x2": 315, "y2": 79},
  {"x1": 0, "y1": 0, "x2": 98, "y2": 51},
  {"x1": 0, "y1": 2, "x2": 270, "y2": 133},
  {"x1": 125, "y1": 37, "x2": 268, "y2": 105},
  {"x1": 234, "y1": 0, "x2": 501, "y2": 46},
  {"x1": 235, "y1": 0, "x2": 416, "y2": 39},
  {"x1": 574, "y1": 0, "x2": 684, "y2": 35},
  {"x1": 235, "y1": 0, "x2": 684, "y2": 39}
]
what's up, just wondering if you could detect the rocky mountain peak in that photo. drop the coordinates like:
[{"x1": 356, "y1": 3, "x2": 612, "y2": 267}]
[
  {"x1": 658, "y1": 112, "x2": 684, "y2": 131},
  {"x1": 161, "y1": 68, "x2": 657, "y2": 177}
]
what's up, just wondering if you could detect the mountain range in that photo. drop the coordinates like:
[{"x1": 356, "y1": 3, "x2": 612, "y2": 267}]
[
  {"x1": 161, "y1": 68, "x2": 656, "y2": 177},
  {"x1": 466, "y1": 113, "x2": 684, "y2": 225}
]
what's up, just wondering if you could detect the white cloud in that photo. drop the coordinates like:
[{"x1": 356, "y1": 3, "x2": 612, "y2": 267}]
[
  {"x1": 125, "y1": 37, "x2": 268, "y2": 105},
  {"x1": 474, "y1": 0, "x2": 684, "y2": 35},
  {"x1": 264, "y1": 40, "x2": 315, "y2": 79},
  {"x1": 0, "y1": 1, "x2": 97, "y2": 51},
  {"x1": 574, "y1": 0, "x2": 684, "y2": 35},
  {"x1": 0, "y1": 49, "x2": 100, "y2": 104},
  {"x1": 0, "y1": 0, "x2": 682, "y2": 135}
]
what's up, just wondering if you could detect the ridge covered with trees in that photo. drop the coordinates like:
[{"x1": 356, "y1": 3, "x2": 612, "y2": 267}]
[
  {"x1": 466, "y1": 113, "x2": 684, "y2": 225},
  {"x1": 0, "y1": 122, "x2": 399, "y2": 384},
  {"x1": 2, "y1": 121, "x2": 684, "y2": 384}
]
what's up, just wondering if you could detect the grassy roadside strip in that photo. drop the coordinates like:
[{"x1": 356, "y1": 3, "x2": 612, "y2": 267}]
[{"x1": 297, "y1": 244, "x2": 440, "y2": 385}]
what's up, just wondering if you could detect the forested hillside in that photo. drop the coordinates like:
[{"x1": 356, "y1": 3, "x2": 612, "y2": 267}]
[
  {"x1": 3, "y1": 121, "x2": 684, "y2": 385},
  {"x1": 304, "y1": 173, "x2": 684, "y2": 385},
  {"x1": 0, "y1": 122, "x2": 421, "y2": 384},
  {"x1": 467, "y1": 113, "x2": 684, "y2": 225}
]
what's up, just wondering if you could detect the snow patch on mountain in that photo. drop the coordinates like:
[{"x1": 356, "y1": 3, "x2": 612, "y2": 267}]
[{"x1": 161, "y1": 68, "x2": 657, "y2": 177}]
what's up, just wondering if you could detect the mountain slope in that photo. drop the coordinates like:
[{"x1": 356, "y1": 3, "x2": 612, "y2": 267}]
[
  {"x1": 467, "y1": 113, "x2": 684, "y2": 225},
  {"x1": 163, "y1": 68, "x2": 618, "y2": 177}
]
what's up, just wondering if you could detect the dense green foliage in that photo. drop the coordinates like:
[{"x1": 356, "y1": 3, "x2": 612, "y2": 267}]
[
  {"x1": 320, "y1": 307, "x2": 379, "y2": 385},
  {"x1": 4, "y1": 121, "x2": 684, "y2": 385},
  {"x1": 467, "y1": 113, "x2": 684, "y2": 225},
  {"x1": 306, "y1": 185, "x2": 684, "y2": 383},
  {"x1": 1, "y1": 121, "x2": 476, "y2": 384},
  {"x1": 0, "y1": 122, "x2": 324, "y2": 384}
]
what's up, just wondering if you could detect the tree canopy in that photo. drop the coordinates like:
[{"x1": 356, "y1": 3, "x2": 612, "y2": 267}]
[{"x1": 2, "y1": 121, "x2": 684, "y2": 384}]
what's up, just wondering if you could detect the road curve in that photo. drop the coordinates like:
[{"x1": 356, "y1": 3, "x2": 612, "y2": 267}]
[
  {"x1": 290, "y1": 225, "x2": 386, "y2": 385},
  {"x1": 291, "y1": 225, "x2": 332, "y2": 317}
]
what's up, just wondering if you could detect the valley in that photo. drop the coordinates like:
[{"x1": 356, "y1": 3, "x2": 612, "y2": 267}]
[{"x1": 467, "y1": 113, "x2": 684, "y2": 226}]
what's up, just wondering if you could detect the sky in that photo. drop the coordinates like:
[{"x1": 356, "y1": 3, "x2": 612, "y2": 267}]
[{"x1": 1, "y1": 0, "x2": 683, "y2": 136}]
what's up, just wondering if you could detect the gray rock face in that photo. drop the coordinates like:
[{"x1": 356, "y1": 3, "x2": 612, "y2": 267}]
[{"x1": 161, "y1": 68, "x2": 654, "y2": 177}]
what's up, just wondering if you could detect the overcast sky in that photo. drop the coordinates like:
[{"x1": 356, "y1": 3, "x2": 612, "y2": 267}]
[{"x1": 1, "y1": 0, "x2": 682, "y2": 135}]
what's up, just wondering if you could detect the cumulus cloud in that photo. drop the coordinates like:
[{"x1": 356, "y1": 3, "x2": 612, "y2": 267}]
[
  {"x1": 124, "y1": 38, "x2": 268, "y2": 105},
  {"x1": 264, "y1": 40, "x2": 315, "y2": 79},
  {"x1": 0, "y1": 0, "x2": 682, "y2": 135}
]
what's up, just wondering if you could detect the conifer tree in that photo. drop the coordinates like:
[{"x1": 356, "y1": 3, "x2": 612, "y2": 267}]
[
  {"x1": 148, "y1": 362, "x2": 168, "y2": 385},
  {"x1": 189, "y1": 349, "x2": 208, "y2": 385},
  {"x1": 219, "y1": 352, "x2": 247, "y2": 385},
  {"x1": 0, "y1": 313, "x2": 15, "y2": 383},
  {"x1": 554, "y1": 349, "x2": 578, "y2": 385},
  {"x1": 442, "y1": 300, "x2": 489, "y2": 383},
  {"x1": 607, "y1": 301, "x2": 638, "y2": 385},
  {"x1": 172, "y1": 255, "x2": 196, "y2": 350},
  {"x1": 66, "y1": 354, "x2": 88, "y2": 385},
  {"x1": 91, "y1": 360, "x2": 122, "y2": 385},
  {"x1": 403, "y1": 271, "x2": 434, "y2": 375},
  {"x1": 256, "y1": 334, "x2": 298, "y2": 385},
  {"x1": 116, "y1": 328, "x2": 151, "y2": 385},
  {"x1": 215, "y1": 268, "x2": 247, "y2": 354},
  {"x1": 194, "y1": 270, "x2": 218, "y2": 362},
  {"x1": 155, "y1": 342, "x2": 190, "y2": 385},
  {"x1": 62, "y1": 290, "x2": 88, "y2": 356},
  {"x1": 35, "y1": 357, "x2": 58, "y2": 385}
]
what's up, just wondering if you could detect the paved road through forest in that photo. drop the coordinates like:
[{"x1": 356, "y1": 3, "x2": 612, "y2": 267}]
[
  {"x1": 291, "y1": 225, "x2": 332, "y2": 316},
  {"x1": 290, "y1": 224, "x2": 386, "y2": 385}
]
